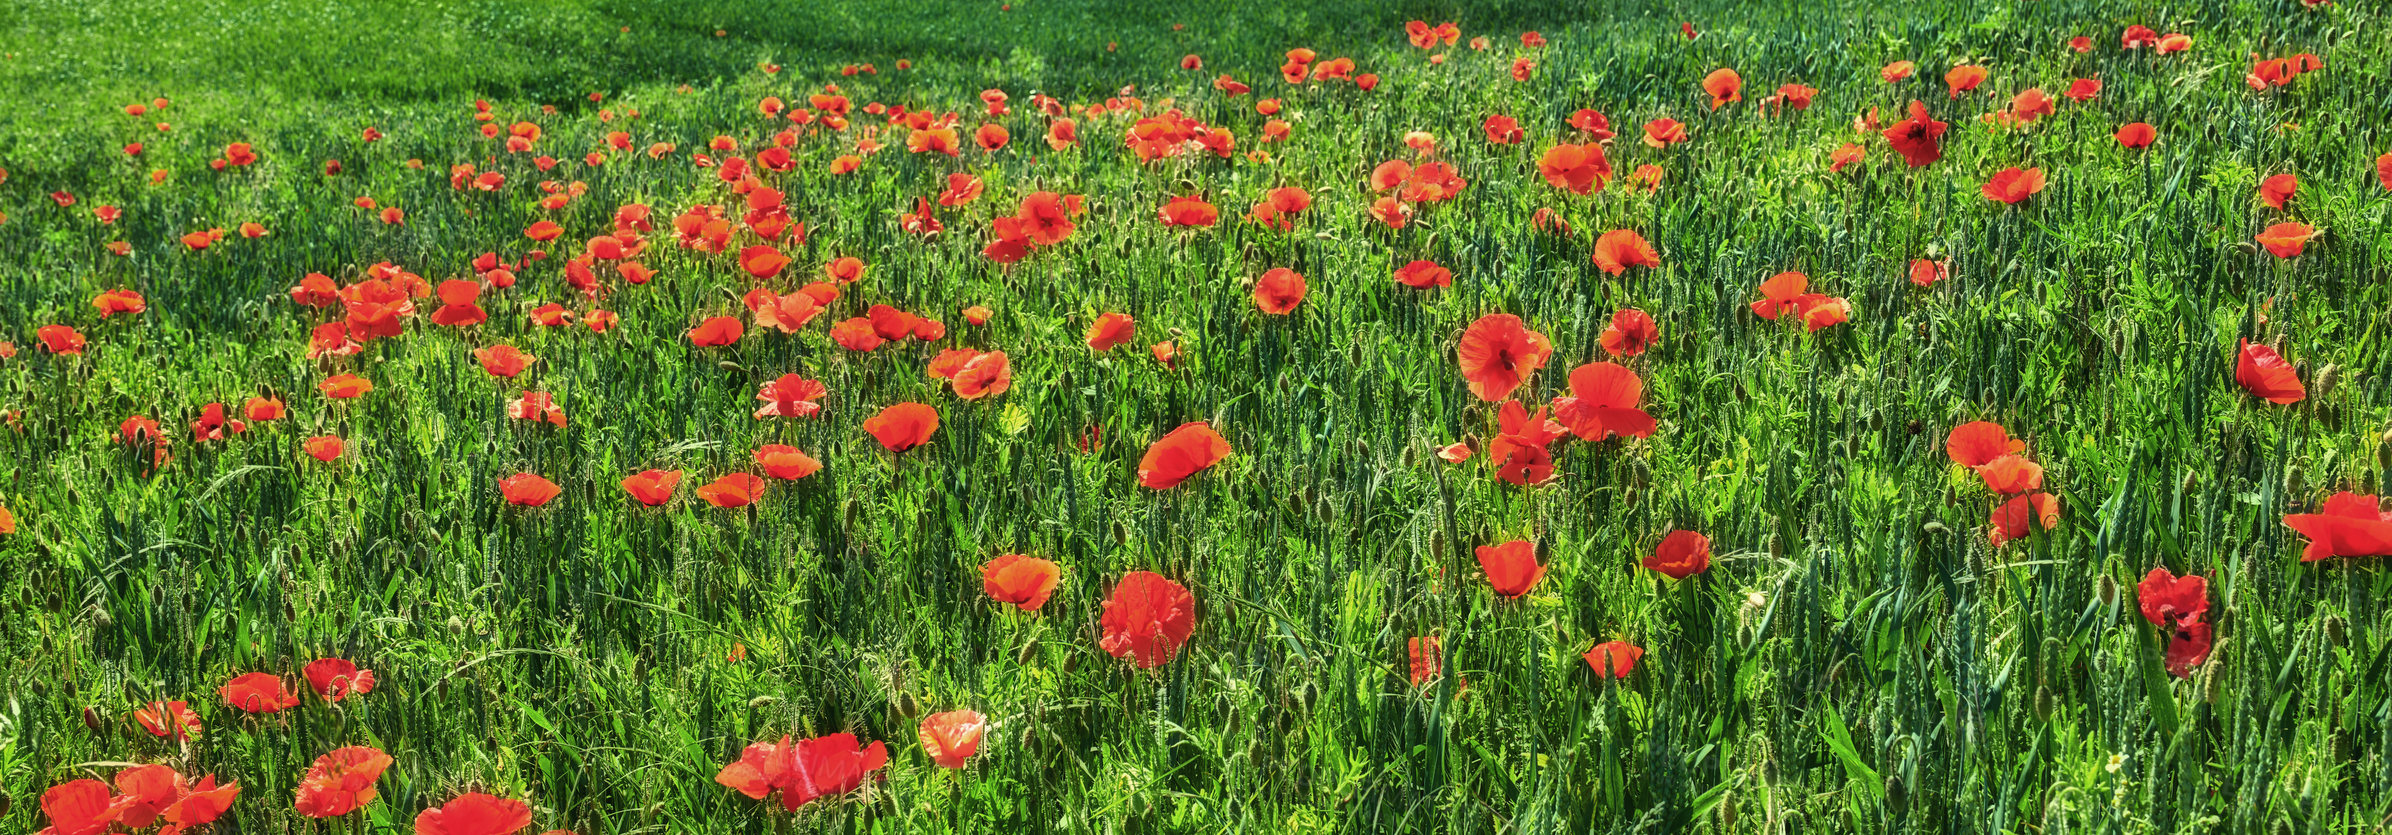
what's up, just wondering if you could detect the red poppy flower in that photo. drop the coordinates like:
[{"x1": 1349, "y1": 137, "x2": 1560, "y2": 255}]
[
  {"x1": 1988, "y1": 493, "x2": 2061, "y2": 547},
  {"x1": 2164, "y1": 621, "x2": 2212, "y2": 678},
  {"x1": 2259, "y1": 173, "x2": 2297, "y2": 210},
  {"x1": 2255, "y1": 222, "x2": 2318, "y2": 258},
  {"x1": 2135, "y1": 567, "x2": 2208, "y2": 628},
  {"x1": 1642, "y1": 530, "x2": 1710, "y2": 579},
  {"x1": 190, "y1": 403, "x2": 246, "y2": 441},
  {"x1": 1749, "y1": 272, "x2": 1852, "y2": 330},
  {"x1": 2115, "y1": 122, "x2": 2157, "y2": 149},
  {"x1": 982, "y1": 554, "x2": 1061, "y2": 610},
  {"x1": 689, "y1": 316, "x2": 745, "y2": 346},
  {"x1": 1880, "y1": 60, "x2": 1915, "y2": 82},
  {"x1": 2155, "y1": 33, "x2": 2191, "y2": 53},
  {"x1": 1085, "y1": 312, "x2": 1137, "y2": 351},
  {"x1": 1591, "y1": 229, "x2": 1661, "y2": 275},
  {"x1": 1883, "y1": 101, "x2": 1948, "y2": 167},
  {"x1": 1568, "y1": 109, "x2": 1614, "y2": 138},
  {"x1": 947, "y1": 351, "x2": 1012, "y2": 399},
  {"x1": 863, "y1": 403, "x2": 940, "y2": 452},
  {"x1": 1482, "y1": 114, "x2": 1524, "y2": 144},
  {"x1": 1974, "y1": 454, "x2": 2044, "y2": 494},
  {"x1": 2378, "y1": 153, "x2": 2391, "y2": 191},
  {"x1": 1598, "y1": 308, "x2": 1659, "y2": 357},
  {"x1": 1981, "y1": 167, "x2": 2047, "y2": 204},
  {"x1": 2064, "y1": 78, "x2": 2102, "y2": 102},
  {"x1": 1553, "y1": 361, "x2": 1657, "y2": 441},
  {"x1": 302, "y1": 658, "x2": 375, "y2": 701},
  {"x1": 40, "y1": 779, "x2": 123, "y2": 835},
  {"x1": 1641, "y1": 118, "x2": 1686, "y2": 147},
  {"x1": 524, "y1": 220, "x2": 564, "y2": 242},
  {"x1": 754, "y1": 374, "x2": 827, "y2": 418},
  {"x1": 2234, "y1": 340, "x2": 2305, "y2": 404},
  {"x1": 134, "y1": 700, "x2": 203, "y2": 740},
  {"x1": 1537, "y1": 143, "x2": 1612, "y2": 195},
  {"x1": 737, "y1": 245, "x2": 790, "y2": 279},
  {"x1": 1702, "y1": 68, "x2": 1743, "y2": 109},
  {"x1": 1509, "y1": 57, "x2": 1534, "y2": 81},
  {"x1": 1946, "y1": 422, "x2": 2025, "y2": 467},
  {"x1": 1909, "y1": 258, "x2": 1947, "y2": 287},
  {"x1": 415, "y1": 792, "x2": 533, "y2": 835},
  {"x1": 1475, "y1": 540, "x2": 1544, "y2": 598},
  {"x1": 715, "y1": 734, "x2": 890, "y2": 810},
  {"x1": 909, "y1": 127, "x2": 961, "y2": 156},
  {"x1": 2283, "y1": 492, "x2": 2392, "y2": 560},
  {"x1": 471, "y1": 345, "x2": 534, "y2": 378},
  {"x1": 498, "y1": 473, "x2": 561, "y2": 506},
  {"x1": 696, "y1": 473, "x2": 768, "y2": 508},
  {"x1": 754, "y1": 445, "x2": 821, "y2": 480},
  {"x1": 91, "y1": 288, "x2": 146, "y2": 318},
  {"x1": 295, "y1": 746, "x2": 394, "y2": 818},
  {"x1": 620, "y1": 470, "x2": 680, "y2": 505},
  {"x1": 1406, "y1": 636, "x2": 1446, "y2": 686},
  {"x1": 1484, "y1": 401, "x2": 1563, "y2": 486},
  {"x1": 919, "y1": 710, "x2": 986, "y2": 768},
  {"x1": 1768, "y1": 83, "x2": 1818, "y2": 111},
  {"x1": 1583, "y1": 641, "x2": 1644, "y2": 679},
  {"x1": 1394, "y1": 260, "x2": 1452, "y2": 289},
  {"x1": 1139, "y1": 422, "x2": 1233, "y2": 489},
  {"x1": 1827, "y1": 144, "x2": 1864, "y2": 177},
  {"x1": 1456, "y1": 314, "x2": 1553, "y2": 402},
  {"x1": 1369, "y1": 197, "x2": 1413, "y2": 229},
  {"x1": 37, "y1": 324, "x2": 87, "y2": 355},
  {"x1": 507, "y1": 392, "x2": 566, "y2": 427},
  {"x1": 319, "y1": 374, "x2": 373, "y2": 399},
  {"x1": 1157, "y1": 195, "x2": 1219, "y2": 227},
  {"x1": 1253, "y1": 268, "x2": 1306, "y2": 314},
  {"x1": 826, "y1": 256, "x2": 867, "y2": 284},
  {"x1": 1944, "y1": 65, "x2": 1988, "y2": 97},
  {"x1": 220, "y1": 672, "x2": 301, "y2": 714},
  {"x1": 1098, "y1": 571, "x2": 1197, "y2": 668}
]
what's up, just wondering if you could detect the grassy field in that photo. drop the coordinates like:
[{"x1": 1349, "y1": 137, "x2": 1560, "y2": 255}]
[{"x1": 4, "y1": 0, "x2": 2392, "y2": 832}]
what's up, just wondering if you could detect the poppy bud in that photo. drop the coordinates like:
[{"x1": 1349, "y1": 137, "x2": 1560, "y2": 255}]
[
  {"x1": 448, "y1": 615, "x2": 466, "y2": 633},
  {"x1": 1431, "y1": 530, "x2": 1446, "y2": 563},
  {"x1": 1169, "y1": 327, "x2": 1184, "y2": 337},
  {"x1": 0, "y1": 790, "x2": 11, "y2": 818},
  {"x1": 2378, "y1": 428, "x2": 2392, "y2": 471},
  {"x1": 747, "y1": 695, "x2": 777, "y2": 708},
  {"x1": 2315, "y1": 364, "x2": 2339, "y2": 399},
  {"x1": 2202, "y1": 662, "x2": 2222, "y2": 704},
  {"x1": 1016, "y1": 636, "x2": 1039, "y2": 665},
  {"x1": 1060, "y1": 650, "x2": 1080, "y2": 674},
  {"x1": 93, "y1": 608, "x2": 112, "y2": 627},
  {"x1": 2324, "y1": 614, "x2": 2346, "y2": 646},
  {"x1": 2098, "y1": 574, "x2": 2117, "y2": 609},
  {"x1": 1921, "y1": 521, "x2": 1949, "y2": 536},
  {"x1": 2033, "y1": 685, "x2": 2053, "y2": 721},
  {"x1": 717, "y1": 361, "x2": 747, "y2": 374},
  {"x1": 897, "y1": 691, "x2": 920, "y2": 719},
  {"x1": 1112, "y1": 520, "x2": 1127, "y2": 545},
  {"x1": 1717, "y1": 798, "x2": 1736, "y2": 831},
  {"x1": 82, "y1": 705, "x2": 104, "y2": 734}
]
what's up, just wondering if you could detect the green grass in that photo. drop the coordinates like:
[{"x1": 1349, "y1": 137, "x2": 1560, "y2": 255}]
[{"x1": 3, "y1": 0, "x2": 2392, "y2": 832}]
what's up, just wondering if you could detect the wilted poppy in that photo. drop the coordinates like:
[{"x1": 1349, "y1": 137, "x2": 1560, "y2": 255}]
[
  {"x1": 1591, "y1": 229, "x2": 1661, "y2": 275},
  {"x1": 415, "y1": 793, "x2": 533, "y2": 835},
  {"x1": 620, "y1": 470, "x2": 681, "y2": 505},
  {"x1": 2283, "y1": 492, "x2": 2392, "y2": 561},
  {"x1": 1085, "y1": 312, "x2": 1136, "y2": 351},
  {"x1": 1476, "y1": 540, "x2": 1544, "y2": 597},
  {"x1": 1456, "y1": 314, "x2": 1552, "y2": 402},
  {"x1": 1253, "y1": 268, "x2": 1306, "y2": 314},
  {"x1": 2234, "y1": 340, "x2": 2305, "y2": 404},
  {"x1": 754, "y1": 374, "x2": 827, "y2": 418},
  {"x1": 294, "y1": 746, "x2": 394, "y2": 818},
  {"x1": 1642, "y1": 530, "x2": 1710, "y2": 579},
  {"x1": 221, "y1": 672, "x2": 301, "y2": 714},
  {"x1": 1098, "y1": 571, "x2": 1197, "y2": 668},
  {"x1": 715, "y1": 734, "x2": 890, "y2": 810},
  {"x1": 1582, "y1": 641, "x2": 1643, "y2": 678},
  {"x1": 696, "y1": 473, "x2": 768, "y2": 508},
  {"x1": 863, "y1": 402, "x2": 940, "y2": 452},
  {"x1": 983, "y1": 554, "x2": 1062, "y2": 610},
  {"x1": 1598, "y1": 309, "x2": 1658, "y2": 357},
  {"x1": 498, "y1": 473, "x2": 561, "y2": 506},
  {"x1": 919, "y1": 710, "x2": 986, "y2": 768}
]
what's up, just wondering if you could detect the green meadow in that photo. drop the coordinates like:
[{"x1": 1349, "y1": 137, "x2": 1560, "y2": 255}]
[{"x1": 2, "y1": 0, "x2": 2390, "y2": 832}]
